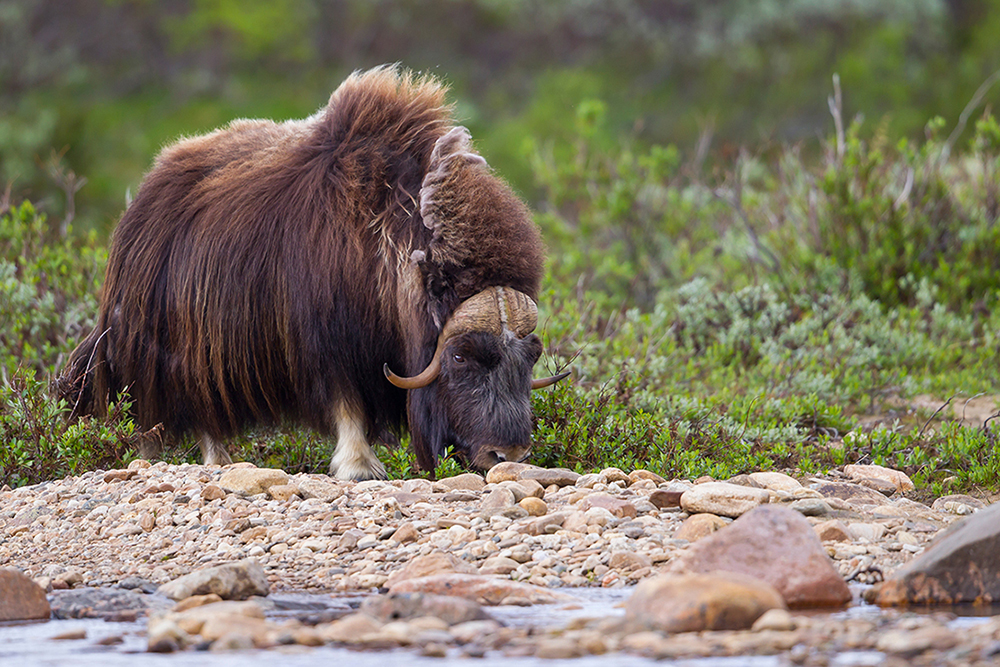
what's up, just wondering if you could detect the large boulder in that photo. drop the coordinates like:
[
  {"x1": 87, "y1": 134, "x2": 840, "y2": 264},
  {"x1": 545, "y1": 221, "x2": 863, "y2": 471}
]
[
  {"x1": 871, "y1": 501, "x2": 1000, "y2": 605},
  {"x1": 157, "y1": 559, "x2": 270, "y2": 601},
  {"x1": 624, "y1": 572, "x2": 786, "y2": 633},
  {"x1": 0, "y1": 568, "x2": 50, "y2": 621},
  {"x1": 670, "y1": 505, "x2": 851, "y2": 607}
]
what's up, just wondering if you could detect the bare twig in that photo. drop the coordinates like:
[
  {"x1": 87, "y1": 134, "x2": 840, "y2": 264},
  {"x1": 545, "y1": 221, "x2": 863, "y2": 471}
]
[
  {"x1": 69, "y1": 327, "x2": 111, "y2": 420},
  {"x1": 828, "y1": 73, "x2": 845, "y2": 165},
  {"x1": 893, "y1": 167, "x2": 914, "y2": 210},
  {"x1": 40, "y1": 149, "x2": 87, "y2": 237},
  {"x1": 918, "y1": 395, "x2": 954, "y2": 438},
  {"x1": 961, "y1": 392, "x2": 986, "y2": 422},
  {"x1": 940, "y1": 67, "x2": 1000, "y2": 165}
]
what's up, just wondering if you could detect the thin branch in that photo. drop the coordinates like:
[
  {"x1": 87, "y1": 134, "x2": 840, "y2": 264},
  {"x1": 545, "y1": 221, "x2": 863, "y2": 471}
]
[
  {"x1": 940, "y1": 67, "x2": 1000, "y2": 165},
  {"x1": 918, "y1": 395, "x2": 954, "y2": 438},
  {"x1": 827, "y1": 73, "x2": 845, "y2": 165}
]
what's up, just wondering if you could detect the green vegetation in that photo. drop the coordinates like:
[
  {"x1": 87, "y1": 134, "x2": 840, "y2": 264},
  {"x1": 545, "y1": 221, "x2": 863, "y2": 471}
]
[
  {"x1": 2, "y1": 103, "x2": 999, "y2": 493},
  {"x1": 2, "y1": 1, "x2": 1000, "y2": 492}
]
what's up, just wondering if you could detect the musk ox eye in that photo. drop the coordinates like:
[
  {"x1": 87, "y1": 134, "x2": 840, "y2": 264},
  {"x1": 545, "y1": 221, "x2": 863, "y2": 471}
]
[{"x1": 453, "y1": 353, "x2": 466, "y2": 364}]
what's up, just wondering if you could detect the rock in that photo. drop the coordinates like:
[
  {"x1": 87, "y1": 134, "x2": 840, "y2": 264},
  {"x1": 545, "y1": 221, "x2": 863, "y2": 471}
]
[
  {"x1": 648, "y1": 484, "x2": 687, "y2": 509},
  {"x1": 520, "y1": 467, "x2": 580, "y2": 487},
  {"x1": 751, "y1": 607, "x2": 796, "y2": 631},
  {"x1": 748, "y1": 472, "x2": 802, "y2": 492},
  {"x1": 172, "y1": 594, "x2": 223, "y2": 612},
  {"x1": 496, "y1": 481, "x2": 532, "y2": 502},
  {"x1": 201, "y1": 484, "x2": 226, "y2": 501},
  {"x1": 857, "y1": 477, "x2": 898, "y2": 496},
  {"x1": 871, "y1": 500, "x2": 1000, "y2": 606},
  {"x1": 680, "y1": 482, "x2": 770, "y2": 518},
  {"x1": 480, "y1": 487, "x2": 517, "y2": 514},
  {"x1": 389, "y1": 574, "x2": 575, "y2": 605},
  {"x1": 385, "y1": 552, "x2": 477, "y2": 588},
  {"x1": 629, "y1": 470, "x2": 666, "y2": 485},
  {"x1": 598, "y1": 467, "x2": 630, "y2": 485},
  {"x1": 932, "y1": 494, "x2": 987, "y2": 512},
  {"x1": 536, "y1": 638, "x2": 584, "y2": 659},
  {"x1": 674, "y1": 513, "x2": 727, "y2": 542},
  {"x1": 166, "y1": 600, "x2": 266, "y2": 636},
  {"x1": 218, "y1": 467, "x2": 290, "y2": 496},
  {"x1": 519, "y1": 496, "x2": 547, "y2": 516},
  {"x1": 266, "y1": 483, "x2": 300, "y2": 501},
  {"x1": 847, "y1": 522, "x2": 887, "y2": 542},
  {"x1": 479, "y1": 556, "x2": 521, "y2": 575},
  {"x1": 50, "y1": 628, "x2": 88, "y2": 640},
  {"x1": 157, "y1": 559, "x2": 270, "y2": 601},
  {"x1": 390, "y1": 522, "x2": 420, "y2": 544},
  {"x1": 609, "y1": 551, "x2": 652, "y2": 572},
  {"x1": 49, "y1": 587, "x2": 167, "y2": 620},
  {"x1": 577, "y1": 493, "x2": 637, "y2": 519},
  {"x1": 147, "y1": 618, "x2": 194, "y2": 652},
  {"x1": 625, "y1": 572, "x2": 786, "y2": 633},
  {"x1": 788, "y1": 498, "x2": 832, "y2": 516},
  {"x1": 0, "y1": 568, "x2": 50, "y2": 621},
  {"x1": 670, "y1": 505, "x2": 852, "y2": 608},
  {"x1": 437, "y1": 473, "x2": 486, "y2": 491},
  {"x1": 485, "y1": 462, "x2": 533, "y2": 483},
  {"x1": 487, "y1": 462, "x2": 579, "y2": 487},
  {"x1": 844, "y1": 464, "x2": 914, "y2": 493},
  {"x1": 295, "y1": 478, "x2": 344, "y2": 502},
  {"x1": 813, "y1": 481, "x2": 889, "y2": 507},
  {"x1": 316, "y1": 612, "x2": 384, "y2": 643},
  {"x1": 875, "y1": 626, "x2": 959, "y2": 655},
  {"x1": 814, "y1": 519, "x2": 852, "y2": 542},
  {"x1": 360, "y1": 592, "x2": 490, "y2": 625}
]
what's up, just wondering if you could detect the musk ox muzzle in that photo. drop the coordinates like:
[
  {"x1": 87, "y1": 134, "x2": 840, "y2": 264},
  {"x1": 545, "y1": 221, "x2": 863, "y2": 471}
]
[{"x1": 385, "y1": 286, "x2": 569, "y2": 469}]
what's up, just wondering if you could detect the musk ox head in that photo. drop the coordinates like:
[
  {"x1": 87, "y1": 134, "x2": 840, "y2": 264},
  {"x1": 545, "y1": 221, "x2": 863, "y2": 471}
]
[{"x1": 385, "y1": 286, "x2": 568, "y2": 470}]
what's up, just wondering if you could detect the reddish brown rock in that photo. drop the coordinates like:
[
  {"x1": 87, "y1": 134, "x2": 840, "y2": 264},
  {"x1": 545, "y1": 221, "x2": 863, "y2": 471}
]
[
  {"x1": 870, "y1": 501, "x2": 1000, "y2": 606},
  {"x1": 577, "y1": 493, "x2": 637, "y2": 519},
  {"x1": 670, "y1": 505, "x2": 851, "y2": 608},
  {"x1": 625, "y1": 572, "x2": 786, "y2": 633},
  {"x1": 388, "y1": 574, "x2": 574, "y2": 605},
  {"x1": 0, "y1": 568, "x2": 51, "y2": 621},
  {"x1": 648, "y1": 485, "x2": 686, "y2": 509},
  {"x1": 814, "y1": 519, "x2": 852, "y2": 543}
]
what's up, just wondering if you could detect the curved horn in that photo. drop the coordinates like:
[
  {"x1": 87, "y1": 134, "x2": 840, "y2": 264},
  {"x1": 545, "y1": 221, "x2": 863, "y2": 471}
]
[
  {"x1": 531, "y1": 370, "x2": 571, "y2": 390},
  {"x1": 384, "y1": 359, "x2": 441, "y2": 390},
  {"x1": 384, "y1": 287, "x2": 539, "y2": 389}
]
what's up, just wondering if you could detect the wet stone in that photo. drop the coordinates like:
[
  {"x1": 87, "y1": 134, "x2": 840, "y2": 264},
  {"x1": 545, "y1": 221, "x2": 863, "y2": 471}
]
[{"x1": 49, "y1": 587, "x2": 169, "y2": 620}]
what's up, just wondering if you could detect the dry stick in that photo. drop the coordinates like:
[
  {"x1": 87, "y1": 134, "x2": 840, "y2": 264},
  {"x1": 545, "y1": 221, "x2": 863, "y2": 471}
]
[
  {"x1": 918, "y1": 395, "x2": 955, "y2": 439},
  {"x1": 828, "y1": 73, "x2": 845, "y2": 165},
  {"x1": 961, "y1": 392, "x2": 986, "y2": 423},
  {"x1": 69, "y1": 327, "x2": 111, "y2": 420},
  {"x1": 939, "y1": 67, "x2": 1000, "y2": 166}
]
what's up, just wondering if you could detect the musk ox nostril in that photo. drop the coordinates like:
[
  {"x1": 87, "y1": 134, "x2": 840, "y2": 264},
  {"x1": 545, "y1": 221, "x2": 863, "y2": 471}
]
[{"x1": 494, "y1": 451, "x2": 507, "y2": 463}]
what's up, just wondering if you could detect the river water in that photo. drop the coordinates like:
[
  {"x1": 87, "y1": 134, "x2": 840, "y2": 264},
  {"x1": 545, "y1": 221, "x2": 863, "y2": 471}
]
[{"x1": 0, "y1": 588, "x2": 994, "y2": 667}]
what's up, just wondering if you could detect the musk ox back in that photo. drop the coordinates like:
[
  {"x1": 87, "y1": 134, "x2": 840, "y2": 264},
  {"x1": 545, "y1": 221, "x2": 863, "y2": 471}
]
[{"x1": 58, "y1": 66, "x2": 567, "y2": 480}]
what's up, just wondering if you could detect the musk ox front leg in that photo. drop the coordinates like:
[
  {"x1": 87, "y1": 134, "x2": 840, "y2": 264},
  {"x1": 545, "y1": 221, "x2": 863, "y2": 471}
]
[
  {"x1": 329, "y1": 403, "x2": 387, "y2": 481},
  {"x1": 199, "y1": 434, "x2": 233, "y2": 466}
]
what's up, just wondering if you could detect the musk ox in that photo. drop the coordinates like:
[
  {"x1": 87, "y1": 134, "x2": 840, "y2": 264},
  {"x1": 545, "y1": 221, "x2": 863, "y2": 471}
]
[{"x1": 58, "y1": 66, "x2": 568, "y2": 480}]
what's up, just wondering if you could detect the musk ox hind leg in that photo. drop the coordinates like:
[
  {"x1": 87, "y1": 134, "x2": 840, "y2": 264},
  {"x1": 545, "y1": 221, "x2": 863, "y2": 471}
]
[
  {"x1": 199, "y1": 434, "x2": 233, "y2": 466},
  {"x1": 329, "y1": 403, "x2": 386, "y2": 481}
]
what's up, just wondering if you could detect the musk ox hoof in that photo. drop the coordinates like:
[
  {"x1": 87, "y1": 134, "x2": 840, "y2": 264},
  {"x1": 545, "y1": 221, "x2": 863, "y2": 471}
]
[{"x1": 329, "y1": 453, "x2": 388, "y2": 482}]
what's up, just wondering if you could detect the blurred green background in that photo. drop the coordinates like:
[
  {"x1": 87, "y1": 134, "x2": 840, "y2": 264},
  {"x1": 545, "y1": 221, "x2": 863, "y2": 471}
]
[
  {"x1": 3, "y1": 0, "x2": 999, "y2": 233},
  {"x1": 4, "y1": 0, "x2": 1000, "y2": 488}
]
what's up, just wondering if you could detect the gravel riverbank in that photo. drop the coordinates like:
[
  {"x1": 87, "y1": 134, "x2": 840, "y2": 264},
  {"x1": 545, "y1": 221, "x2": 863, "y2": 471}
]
[{"x1": 1, "y1": 460, "x2": 998, "y2": 664}]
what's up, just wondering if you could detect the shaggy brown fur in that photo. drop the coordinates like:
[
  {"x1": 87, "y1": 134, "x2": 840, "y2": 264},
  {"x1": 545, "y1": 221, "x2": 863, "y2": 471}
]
[{"x1": 58, "y1": 66, "x2": 545, "y2": 478}]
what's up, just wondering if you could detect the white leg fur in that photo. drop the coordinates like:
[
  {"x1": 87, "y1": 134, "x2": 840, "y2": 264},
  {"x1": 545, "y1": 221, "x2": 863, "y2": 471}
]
[
  {"x1": 200, "y1": 434, "x2": 233, "y2": 466},
  {"x1": 330, "y1": 403, "x2": 386, "y2": 480}
]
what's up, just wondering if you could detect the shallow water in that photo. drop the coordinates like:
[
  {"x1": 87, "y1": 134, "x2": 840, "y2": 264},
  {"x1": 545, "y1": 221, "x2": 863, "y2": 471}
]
[{"x1": 1, "y1": 588, "x2": 996, "y2": 667}]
